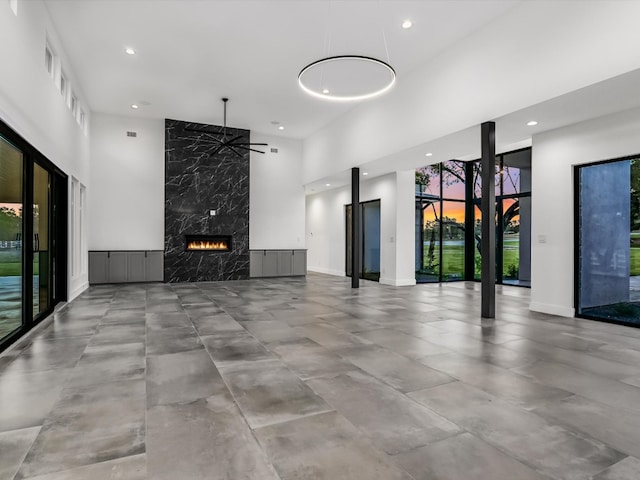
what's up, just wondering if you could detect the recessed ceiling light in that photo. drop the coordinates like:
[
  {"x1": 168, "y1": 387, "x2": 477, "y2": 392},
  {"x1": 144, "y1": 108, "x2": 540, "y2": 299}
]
[
  {"x1": 527, "y1": 120, "x2": 538, "y2": 126},
  {"x1": 425, "y1": 152, "x2": 433, "y2": 157},
  {"x1": 322, "y1": 88, "x2": 330, "y2": 94},
  {"x1": 130, "y1": 104, "x2": 139, "y2": 109},
  {"x1": 125, "y1": 47, "x2": 136, "y2": 55},
  {"x1": 402, "y1": 20, "x2": 413, "y2": 29},
  {"x1": 363, "y1": 172, "x2": 368, "y2": 176},
  {"x1": 325, "y1": 183, "x2": 331, "y2": 187},
  {"x1": 278, "y1": 125, "x2": 285, "y2": 130}
]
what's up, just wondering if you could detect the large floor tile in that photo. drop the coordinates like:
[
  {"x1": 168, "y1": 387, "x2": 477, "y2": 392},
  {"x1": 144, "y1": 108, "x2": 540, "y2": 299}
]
[
  {"x1": 20, "y1": 454, "x2": 146, "y2": 480},
  {"x1": 201, "y1": 332, "x2": 275, "y2": 364},
  {"x1": 146, "y1": 349, "x2": 226, "y2": 406},
  {"x1": 67, "y1": 342, "x2": 145, "y2": 388},
  {"x1": 0, "y1": 427, "x2": 40, "y2": 480},
  {"x1": 392, "y1": 432, "x2": 549, "y2": 480},
  {"x1": 147, "y1": 394, "x2": 279, "y2": 480},
  {"x1": 255, "y1": 411, "x2": 413, "y2": 480},
  {"x1": 271, "y1": 338, "x2": 356, "y2": 380},
  {"x1": 16, "y1": 380, "x2": 145, "y2": 479},
  {"x1": 219, "y1": 359, "x2": 332, "y2": 428},
  {"x1": 307, "y1": 370, "x2": 460, "y2": 455},
  {"x1": 592, "y1": 456, "x2": 640, "y2": 480},
  {"x1": 409, "y1": 381, "x2": 624, "y2": 480}
]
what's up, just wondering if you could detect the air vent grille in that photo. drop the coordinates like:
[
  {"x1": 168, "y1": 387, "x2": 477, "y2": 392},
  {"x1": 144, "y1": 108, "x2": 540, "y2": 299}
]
[{"x1": 126, "y1": 131, "x2": 137, "y2": 137}]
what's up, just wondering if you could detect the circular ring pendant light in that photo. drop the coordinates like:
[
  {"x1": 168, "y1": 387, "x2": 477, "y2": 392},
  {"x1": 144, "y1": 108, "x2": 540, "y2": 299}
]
[{"x1": 298, "y1": 55, "x2": 396, "y2": 102}]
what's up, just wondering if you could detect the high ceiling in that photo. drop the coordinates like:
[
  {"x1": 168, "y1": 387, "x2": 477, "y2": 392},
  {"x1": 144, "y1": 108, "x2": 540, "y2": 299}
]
[{"x1": 44, "y1": 0, "x2": 520, "y2": 139}]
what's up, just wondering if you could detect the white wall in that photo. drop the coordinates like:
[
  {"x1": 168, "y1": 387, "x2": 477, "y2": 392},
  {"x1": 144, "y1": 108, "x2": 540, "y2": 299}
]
[
  {"x1": 531, "y1": 107, "x2": 640, "y2": 317},
  {"x1": 303, "y1": 1, "x2": 640, "y2": 185},
  {"x1": 0, "y1": 0, "x2": 91, "y2": 299},
  {"x1": 305, "y1": 171, "x2": 415, "y2": 285},
  {"x1": 89, "y1": 113, "x2": 165, "y2": 250},
  {"x1": 250, "y1": 134, "x2": 305, "y2": 249}
]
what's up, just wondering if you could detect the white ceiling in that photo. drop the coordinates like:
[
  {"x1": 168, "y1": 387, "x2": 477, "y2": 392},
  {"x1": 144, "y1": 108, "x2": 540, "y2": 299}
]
[{"x1": 44, "y1": 0, "x2": 520, "y2": 138}]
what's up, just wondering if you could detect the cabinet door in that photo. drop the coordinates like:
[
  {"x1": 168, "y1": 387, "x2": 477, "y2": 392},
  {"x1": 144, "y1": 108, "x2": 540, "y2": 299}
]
[
  {"x1": 145, "y1": 251, "x2": 164, "y2": 281},
  {"x1": 88, "y1": 252, "x2": 109, "y2": 284},
  {"x1": 127, "y1": 252, "x2": 146, "y2": 282},
  {"x1": 292, "y1": 250, "x2": 307, "y2": 276},
  {"x1": 250, "y1": 251, "x2": 263, "y2": 278},
  {"x1": 277, "y1": 251, "x2": 293, "y2": 276},
  {"x1": 262, "y1": 251, "x2": 278, "y2": 277},
  {"x1": 108, "y1": 252, "x2": 128, "y2": 283}
]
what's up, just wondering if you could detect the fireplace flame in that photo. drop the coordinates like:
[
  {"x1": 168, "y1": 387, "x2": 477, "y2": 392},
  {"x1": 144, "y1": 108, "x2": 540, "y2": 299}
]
[{"x1": 187, "y1": 240, "x2": 229, "y2": 251}]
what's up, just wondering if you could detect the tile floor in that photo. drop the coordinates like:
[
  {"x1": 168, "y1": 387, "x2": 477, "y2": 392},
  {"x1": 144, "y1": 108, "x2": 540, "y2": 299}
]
[{"x1": 1, "y1": 273, "x2": 640, "y2": 479}]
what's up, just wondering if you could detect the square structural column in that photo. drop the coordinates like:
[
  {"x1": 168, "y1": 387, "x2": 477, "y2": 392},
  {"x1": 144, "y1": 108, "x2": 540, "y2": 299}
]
[
  {"x1": 351, "y1": 167, "x2": 360, "y2": 288},
  {"x1": 481, "y1": 122, "x2": 496, "y2": 318}
]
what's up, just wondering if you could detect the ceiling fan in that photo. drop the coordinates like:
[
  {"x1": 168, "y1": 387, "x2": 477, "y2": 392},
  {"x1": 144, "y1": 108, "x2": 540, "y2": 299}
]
[{"x1": 185, "y1": 98, "x2": 268, "y2": 157}]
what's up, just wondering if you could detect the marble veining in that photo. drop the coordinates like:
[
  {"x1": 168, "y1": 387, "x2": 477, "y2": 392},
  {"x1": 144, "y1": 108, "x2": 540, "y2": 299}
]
[{"x1": 164, "y1": 119, "x2": 250, "y2": 282}]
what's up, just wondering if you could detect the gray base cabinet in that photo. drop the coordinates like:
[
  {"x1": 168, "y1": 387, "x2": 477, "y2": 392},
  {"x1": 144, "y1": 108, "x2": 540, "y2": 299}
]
[
  {"x1": 89, "y1": 251, "x2": 164, "y2": 284},
  {"x1": 250, "y1": 250, "x2": 306, "y2": 278}
]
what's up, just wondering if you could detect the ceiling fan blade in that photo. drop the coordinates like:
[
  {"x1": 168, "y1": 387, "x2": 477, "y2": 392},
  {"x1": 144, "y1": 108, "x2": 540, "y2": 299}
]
[{"x1": 231, "y1": 144, "x2": 266, "y2": 154}]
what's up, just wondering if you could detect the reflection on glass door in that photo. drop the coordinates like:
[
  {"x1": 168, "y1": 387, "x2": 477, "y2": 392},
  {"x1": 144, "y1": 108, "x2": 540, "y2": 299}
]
[
  {"x1": 33, "y1": 163, "x2": 50, "y2": 317},
  {"x1": 0, "y1": 135, "x2": 23, "y2": 341},
  {"x1": 345, "y1": 200, "x2": 381, "y2": 281}
]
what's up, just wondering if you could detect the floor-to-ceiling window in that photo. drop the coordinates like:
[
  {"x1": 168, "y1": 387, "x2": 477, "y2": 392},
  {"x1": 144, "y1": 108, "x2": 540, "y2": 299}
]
[
  {"x1": 415, "y1": 148, "x2": 531, "y2": 286},
  {"x1": 346, "y1": 200, "x2": 381, "y2": 281},
  {"x1": 0, "y1": 119, "x2": 67, "y2": 351},
  {"x1": 576, "y1": 155, "x2": 640, "y2": 326}
]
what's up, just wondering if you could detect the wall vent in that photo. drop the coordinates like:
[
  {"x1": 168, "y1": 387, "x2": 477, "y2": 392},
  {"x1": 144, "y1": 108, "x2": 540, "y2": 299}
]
[
  {"x1": 270, "y1": 147, "x2": 278, "y2": 153},
  {"x1": 126, "y1": 131, "x2": 137, "y2": 138}
]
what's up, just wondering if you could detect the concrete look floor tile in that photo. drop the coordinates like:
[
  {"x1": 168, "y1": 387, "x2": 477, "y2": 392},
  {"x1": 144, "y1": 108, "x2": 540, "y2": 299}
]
[
  {"x1": 409, "y1": 381, "x2": 624, "y2": 480},
  {"x1": 191, "y1": 313, "x2": 245, "y2": 335},
  {"x1": 272, "y1": 339, "x2": 357, "y2": 380},
  {"x1": 201, "y1": 332, "x2": 275, "y2": 364},
  {"x1": 513, "y1": 361, "x2": 640, "y2": 415},
  {"x1": 145, "y1": 326, "x2": 202, "y2": 356},
  {"x1": 307, "y1": 370, "x2": 460, "y2": 455},
  {"x1": 392, "y1": 432, "x2": 550, "y2": 480},
  {"x1": 4, "y1": 338, "x2": 88, "y2": 373},
  {"x1": 67, "y1": 342, "x2": 145, "y2": 388},
  {"x1": 534, "y1": 395, "x2": 640, "y2": 459},
  {"x1": 219, "y1": 359, "x2": 332, "y2": 429},
  {"x1": 20, "y1": 454, "x2": 146, "y2": 480},
  {"x1": 145, "y1": 312, "x2": 192, "y2": 330},
  {"x1": 89, "y1": 324, "x2": 146, "y2": 346},
  {"x1": 147, "y1": 394, "x2": 279, "y2": 480},
  {"x1": 16, "y1": 380, "x2": 146, "y2": 479},
  {"x1": 0, "y1": 426, "x2": 40, "y2": 480},
  {"x1": 355, "y1": 328, "x2": 451, "y2": 359},
  {"x1": 420, "y1": 352, "x2": 572, "y2": 409},
  {"x1": 0, "y1": 369, "x2": 70, "y2": 432},
  {"x1": 293, "y1": 323, "x2": 372, "y2": 349},
  {"x1": 335, "y1": 345, "x2": 455, "y2": 393},
  {"x1": 146, "y1": 349, "x2": 226, "y2": 407},
  {"x1": 255, "y1": 411, "x2": 413, "y2": 480},
  {"x1": 592, "y1": 456, "x2": 640, "y2": 480}
]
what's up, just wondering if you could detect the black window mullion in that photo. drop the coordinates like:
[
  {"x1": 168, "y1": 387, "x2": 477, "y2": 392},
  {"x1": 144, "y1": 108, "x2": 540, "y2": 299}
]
[{"x1": 23, "y1": 156, "x2": 34, "y2": 326}]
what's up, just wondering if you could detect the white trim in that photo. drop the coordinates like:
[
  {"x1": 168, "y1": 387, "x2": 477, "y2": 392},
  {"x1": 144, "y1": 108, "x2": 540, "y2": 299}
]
[
  {"x1": 307, "y1": 266, "x2": 344, "y2": 277},
  {"x1": 379, "y1": 277, "x2": 417, "y2": 287},
  {"x1": 69, "y1": 281, "x2": 89, "y2": 302},
  {"x1": 529, "y1": 301, "x2": 575, "y2": 318}
]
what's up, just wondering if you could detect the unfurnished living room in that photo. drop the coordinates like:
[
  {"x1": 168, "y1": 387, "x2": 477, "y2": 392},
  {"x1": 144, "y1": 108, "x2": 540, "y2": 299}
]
[{"x1": 3, "y1": 1, "x2": 640, "y2": 479}]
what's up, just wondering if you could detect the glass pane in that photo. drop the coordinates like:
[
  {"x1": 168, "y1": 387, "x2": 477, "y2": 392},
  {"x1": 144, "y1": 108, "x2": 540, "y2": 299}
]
[
  {"x1": 362, "y1": 201, "x2": 381, "y2": 281},
  {"x1": 503, "y1": 149, "x2": 532, "y2": 195},
  {"x1": 345, "y1": 205, "x2": 352, "y2": 277},
  {"x1": 474, "y1": 205, "x2": 482, "y2": 280},
  {"x1": 33, "y1": 163, "x2": 50, "y2": 317},
  {"x1": 416, "y1": 164, "x2": 440, "y2": 197},
  {"x1": 442, "y1": 201, "x2": 465, "y2": 281},
  {"x1": 578, "y1": 160, "x2": 634, "y2": 323},
  {"x1": 417, "y1": 201, "x2": 440, "y2": 282},
  {"x1": 0, "y1": 135, "x2": 23, "y2": 341},
  {"x1": 441, "y1": 160, "x2": 465, "y2": 200}
]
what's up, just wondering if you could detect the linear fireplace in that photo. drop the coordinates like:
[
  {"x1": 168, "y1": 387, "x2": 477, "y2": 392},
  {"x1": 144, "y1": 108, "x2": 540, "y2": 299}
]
[{"x1": 185, "y1": 234, "x2": 232, "y2": 252}]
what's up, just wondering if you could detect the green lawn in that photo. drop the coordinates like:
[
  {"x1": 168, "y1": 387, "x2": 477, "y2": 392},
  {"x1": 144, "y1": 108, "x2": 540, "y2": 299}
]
[{"x1": 0, "y1": 250, "x2": 38, "y2": 276}]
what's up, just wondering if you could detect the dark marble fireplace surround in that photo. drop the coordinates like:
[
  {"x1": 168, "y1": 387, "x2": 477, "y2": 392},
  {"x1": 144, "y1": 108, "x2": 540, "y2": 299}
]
[{"x1": 165, "y1": 118, "x2": 249, "y2": 282}]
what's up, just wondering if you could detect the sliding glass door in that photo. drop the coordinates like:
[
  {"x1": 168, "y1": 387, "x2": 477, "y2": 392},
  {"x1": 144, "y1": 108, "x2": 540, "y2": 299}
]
[
  {"x1": 0, "y1": 135, "x2": 23, "y2": 341},
  {"x1": 0, "y1": 119, "x2": 67, "y2": 351},
  {"x1": 346, "y1": 200, "x2": 381, "y2": 281}
]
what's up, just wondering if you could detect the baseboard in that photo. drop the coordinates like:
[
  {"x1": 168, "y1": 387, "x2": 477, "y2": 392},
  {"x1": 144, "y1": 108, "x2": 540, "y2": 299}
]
[
  {"x1": 379, "y1": 277, "x2": 417, "y2": 287},
  {"x1": 69, "y1": 281, "x2": 89, "y2": 301},
  {"x1": 529, "y1": 301, "x2": 575, "y2": 318},
  {"x1": 307, "y1": 266, "x2": 345, "y2": 277}
]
